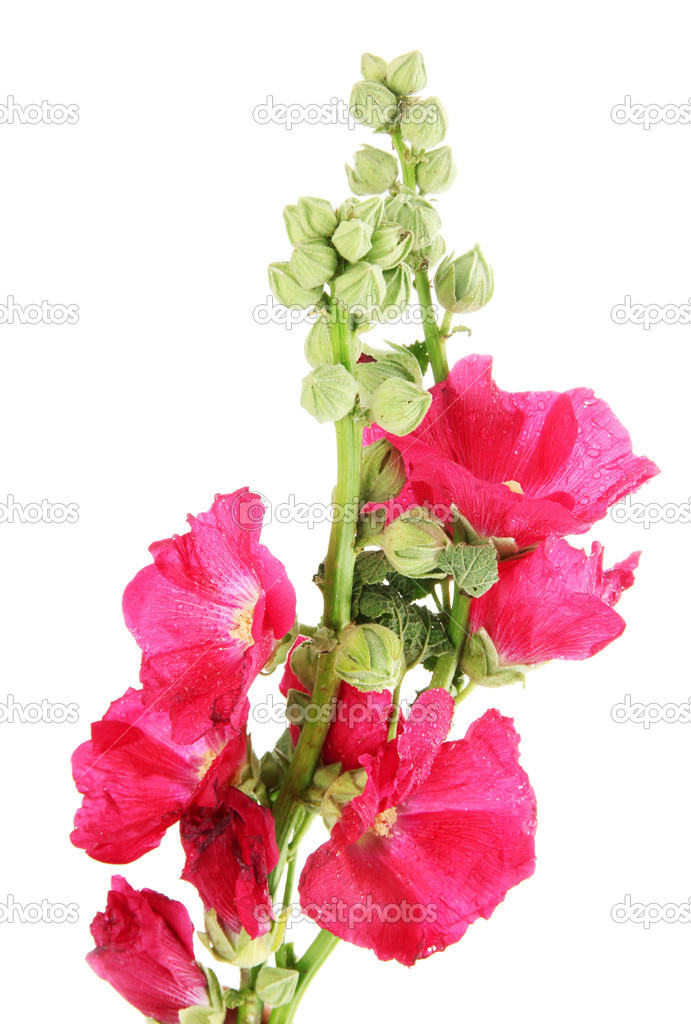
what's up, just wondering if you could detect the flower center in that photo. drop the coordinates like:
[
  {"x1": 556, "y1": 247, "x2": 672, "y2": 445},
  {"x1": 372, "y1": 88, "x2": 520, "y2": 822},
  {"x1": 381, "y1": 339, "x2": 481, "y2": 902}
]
[
  {"x1": 197, "y1": 749, "x2": 217, "y2": 780},
  {"x1": 371, "y1": 807, "x2": 397, "y2": 838},
  {"x1": 502, "y1": 479, "x2": 524, "y2": 494},
  {"x1": 228, "y1": 604, "x2": 256, "y2": 648}
]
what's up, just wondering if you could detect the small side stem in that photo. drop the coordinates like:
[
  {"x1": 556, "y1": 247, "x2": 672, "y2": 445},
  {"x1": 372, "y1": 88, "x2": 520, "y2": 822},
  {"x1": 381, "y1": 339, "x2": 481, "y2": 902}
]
[
  {"x1": 430, "y1": 589, "x2": 471, "y2": 691},
  {"x1": 269, "y1": 932, "x2": 340, "y2": 1024}
]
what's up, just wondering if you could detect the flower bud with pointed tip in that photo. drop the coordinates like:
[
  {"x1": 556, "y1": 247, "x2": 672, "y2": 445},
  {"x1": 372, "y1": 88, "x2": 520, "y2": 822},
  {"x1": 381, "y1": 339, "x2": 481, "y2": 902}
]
[
  {"x1": 268, "y1": 262, "x2": 324, "y2": 310},
  {"x1": 301, "y1": 364, "x2": 358, "y2": 424},
  {"x1": 255, "y1": 967, "x2": 299, "y2": 1009},
  {"x1": 386, "y1": 51, "x2": 427, "y2": 95},
  {"x1": 346, "y1": 145, "x2": 399, "y2": 196},
  {"x1": 335, "y1": 623, "x2": 403, "y2": 692},
  {"x1": 416, "y1": 146, "x2": 457, "y2": 194},
  {"x1": 368, "y1": 221, "x2": 414, "y2": 269},
  {"x1": 290, "y1": 239, "x2": 338, "y2": 290},
  {"x1": 283, "y1": 204, "x2": 311, "y2": 245},
  {"x1": 372, "y1": 264, "x2": 413, "y2": 322},
  {"x1": 408, "y1": 233, "x2": 446, "y2": 271},
  {"x1": 337, "y1": 195, "x2": 385, "y2": 229},
  {"x1": 370, "y1": 377, "x2": 432, "y2": 434},
  {"x1": 400, "y1": 96, "x2": 448, "y2": 150},
  {"x1": 304, "y1": 318, "x2": 334, "y2": 367},
  {"x1": 434, "y1": 245, "x2": 495, "y2": 314},
  {"x1": 349, "y1": 80, "x2": 398, "y2": 130},
  {"x1": 297, "y1": 196, "x2": 338, "y2": 238},
  {"x1": 360, "y1": 439, "x2": 406, "y2": 504},
  {"x1": 331, "y1": 218, "x2": 373, "y2": 263},
  {"x1": 333, "y1": 261, "x2": 387, "y2": 316},
  {"x1": 385, "y1": 192, "x2": 441, "y2": 251},
  {"x1": 361, "y1": 52, "x2": 388, "y2": 83},
  {"x1": 381, "y1": 511, "x2": 450, "y2": 578}
]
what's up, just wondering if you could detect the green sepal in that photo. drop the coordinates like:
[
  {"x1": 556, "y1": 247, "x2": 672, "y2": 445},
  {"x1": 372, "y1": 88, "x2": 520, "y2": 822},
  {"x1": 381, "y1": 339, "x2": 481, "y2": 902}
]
[
  {"x1": 255, "y1": 966, "x2": 300, "y2": 1008},
  {"x1": 461, "y1": 627, "x2": 529, "y2": 687},
  {"x1": 301, "y1": 364, "x2": 358, "y2": 424}
]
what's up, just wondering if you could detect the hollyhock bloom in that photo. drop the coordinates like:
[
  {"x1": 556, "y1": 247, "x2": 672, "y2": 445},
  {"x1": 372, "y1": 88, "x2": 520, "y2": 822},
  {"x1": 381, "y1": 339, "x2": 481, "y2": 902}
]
[
  {"x1": 123, "y1": 489, "x2": 296, "y2": 743},
  {"x1": 384, "y1": 355, "x2": 659, "y2": 548},
  {"x1": 280, "y1": 639, "x2": 397, "y2": 769},
  {"x1": 87, "y1": 876, "x2": 208, "y2": 1023},
  {"x1": 467, "y1": 538, "x2": 641, "y2": 666},
  {"x1": 71, "y1": 687, "x2": 248, "y2": 864},
  {"x1": 299, "y1": 691, "x2": 536, "y2": 965},
  {"x1": 180, "y1": 787, "x2": 279, "y2": 940}
]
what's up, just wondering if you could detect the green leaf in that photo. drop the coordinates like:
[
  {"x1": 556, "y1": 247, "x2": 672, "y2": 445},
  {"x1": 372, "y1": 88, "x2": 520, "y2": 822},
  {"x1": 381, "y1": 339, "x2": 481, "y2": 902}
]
[
  {"x1": 437, "y1": 544, "x2": 499, "y2": 597},
  {"x1": 357, "y1": 584, "x2": 453, "y2": 669}
]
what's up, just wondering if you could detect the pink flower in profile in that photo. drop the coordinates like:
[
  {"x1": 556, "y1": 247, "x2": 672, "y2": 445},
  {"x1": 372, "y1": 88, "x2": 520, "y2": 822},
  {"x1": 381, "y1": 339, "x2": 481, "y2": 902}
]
[
  {"x1": 279, "y1": 639, "x2": 397, "y2": 769},
  {"x1": 71, "y1": 687, "x2": 248, "y2": 864},
  {"x1": 87, "y1": 876, "x2": 208, "y2": 1023},
  {"x1": 467, "y1": 538, "x2": 640, "y2": 666},
  {"x1": 384, "y1": 355, "x2": 659, "y2": 547},
  {"x1": 180, "y1": 787, "x2": 279, "y2": 940},
  {"x1": 299, "y1": 691, "x2": 536, "y2": 965},
  {"x1": 123, "y1": 489, "x2": 296, "y2": 743}
]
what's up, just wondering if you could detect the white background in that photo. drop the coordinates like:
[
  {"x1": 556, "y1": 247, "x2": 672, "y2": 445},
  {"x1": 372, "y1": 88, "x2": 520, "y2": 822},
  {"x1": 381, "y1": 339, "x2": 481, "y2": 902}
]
[{"x1": 1, "y1": 2, "x2": 689, "y2": 1021}]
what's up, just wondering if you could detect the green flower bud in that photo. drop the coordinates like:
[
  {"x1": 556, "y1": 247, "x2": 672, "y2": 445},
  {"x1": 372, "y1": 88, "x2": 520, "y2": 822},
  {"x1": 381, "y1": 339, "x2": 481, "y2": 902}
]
[
  {"x1": 434, "y1": 245, "x2": 494, "y2": 314},
  {"x1": 255, "y1": 967, "x2": 299, "y2": 1009},
  {"x1": 297, "y1": 196, "x2": 338, "y2": 238},
  {"x1": 283, "y1": 204, "x2": 310, "y2": 245},
  {"x1": 290, "y1": 239, "x2": 338, "y2": 290},
  {"x1": 331, "y1": 218, "x2": 373, "y2": 262},
  {"x1": 268, "y1": 262, "x2": 324, "y2": 310},
  {"x1": 410, "y1": 233, "x2": 446, "y2": 270},
  {"x1": 385, "y1": 191, "x2": 441, "y2": 251},
  {"x1": 400, "y1": 96, "x2": 448, "y2": 150},
  {"x1": 372, "y1": 264, "x2": 413, "y2": 323},
  {"x1": 200, "y1": 909, "x2": 286, "y2": 970},
  {"x1": 301, "y1": 363, "x2": 358, "y2": 424},
  {"x1": 360, "y1": 439, "x2": 406, "y2": 504},
  {"x1": 361, "y1": 52, "x2": 388, "y2": 83},
  {"x1": 335, "y1": 623, "x2": 403, "y2": 691},
  {"x1": 333, "y1": 261, "x2": 387, "y2": 316},
  {"x1": 346, "y1": 145, "x2": 399, "y2": 196},
  {"x1": 370, "y1": 377, "x2": 432, "y2": 434},
  {"x1": 461, "y1": 627, "x2": 527, "y2": 687},
  {"x1": 381, "y1": 510, "x2": 450, "y2": 578},
  {"x1": 337, "y1": 195, "x2": 385, "y2": 229},
  {"x1": 349, "y1": 80, "x2": 398, "y2": 130},
  {"x1": 368, "y1": 220, "x2": 414, "y2": 269},
  {"x1": 356, "y1": 342, "x2": 422, "y2": 394},
  {"x1": 415, "y1": 145, "x2": 457, "y2": 194},
  {"x1": 305, "y1": 762, "x2": 368, "y2": 831},
  {"x1": 386, "y1": 50, "x2": 427, "y2": 95},
  {"x1": 304, "y1": 318, "x2": 334, "y2": 367}
]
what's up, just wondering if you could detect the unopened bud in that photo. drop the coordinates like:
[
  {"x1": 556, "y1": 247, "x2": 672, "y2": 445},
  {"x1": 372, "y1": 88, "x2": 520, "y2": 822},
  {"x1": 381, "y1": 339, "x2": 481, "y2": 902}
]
[
  {"x1": 381, "y1": 511, "x2": 450, "y2": 578},
  {"x1": 301, "y1": 364, "x2": 358, "y2": 424},
  {"x1": 349, "y1": 80, "x2": 398, "y2": 130},
  {"x1": 331, "y1": 218, "x2": 374, "y2": 263},
  {"x1": 297, "y1": 196, "x2": 338, "y2": 238},
  {"x1": 290, "y1": 239, "x2": 338, "y2": 289},
  {"x1": 361, "y1": 52, "x2": 388, "y2": 84},
  {"x1": 416, "y1": 145, "x2": 457, "y2": 194},
  {"x1": 372, "y1": 264, "x2": 413, "y2": 322},
  {"x1": 370, "y1": 377, "x2": 432, "y2": 434},
  {"x1": 283, "y1": 204, "x2": 311, "y2": 245},
  {"x1": 304, "y1": 318, "x2": 334, "y2": 367},
  {"x1": 333, "y1": 261, "x2": 387, "y2": 316},
  {"x1": 386, "y1": 50, "x2": 427, "y2": 96},
  {"x1": 400, "y1": 96, "x2": 448, "y2": 150},
  {"x1": 368, "y1": 221, "x2": 414, "y2": 269},
  {"x1": 337, "y1": 195, "x2": 385, "y2": 229},
  {"x1": 268, "y1": 262, "x2": 325, "y2": 310},
  {"x1": 335, "y1": 623, "x2": 403, "y2": 691},
  {"x1": 434, "y1": 245, "x2": 494, "y2": 314},
  {"x1": 385, "y1": 191, "x2": 441, "y2": 251},
  {"x1": 360, "y1": 439, "x2": 406, "y2": 504},
  {"x1": 346, "y1": 145, "x2": 399, "y2": 196}
]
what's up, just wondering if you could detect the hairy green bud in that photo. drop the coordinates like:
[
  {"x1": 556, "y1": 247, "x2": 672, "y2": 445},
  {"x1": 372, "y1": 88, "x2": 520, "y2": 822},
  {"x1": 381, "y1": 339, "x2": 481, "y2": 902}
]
[
  {"x1": 335, "y1": 622, "x2": 403, "y2": 691},
  {"x1": 360, "y1": 52, "x2": 388, "y2": 84},
  {"x1": 385, "y1": 190, "x2": 441, "y2": 251},
  {"x1": 416, "y1": 145, "x2": 457, "y2": 194},
  {"x1": 372, "y1": 264, "x2": 413, "y2": 322},
  {"x1": 434, "y1": 245, "x2": 494, "y2": 314},
  {"x1": 268, "y1": 262, "x2": 324, "y2": 309},
  {"x1": 368, "y1": 220, "x2": 414, "y2": 269},
  {"x1": 360, "y1": 439, "x2": 406, "y2": 504},
  {"x1": 333, "y1": 260, "x2": 387, "y2": 316},
  {"x1": 331, "y1": 218, "x2": 374, "y2": 263},
  {"x1": 380, "y1": 510, "x2": 450, "y2": 577},
  {"x1": 337, "y1": 195, "x2": 385, "y2": 229},
  {"x1": 370, "y1": 377, "x2": 432, "y2": 434},
  {"x1": 349, "y1": 80, "x2": 398, "y2": 130},
  {"x1": 304, "y1": 318, "x2": 334, "y2": 367},
  {"x1": 301, "y1": 364, "x2": 358, "y2": 424},
  {"x1": 283, "y1": 204, "x2": 311, "y2": 245},
  {"x1": 400, "y1": 96, "x2": 448, "y2": 150},
  {"x1": 386, "y1": 50, "x2": 427, "y2": 96},
  {"x1": 290, "y1": 239, "x2": 338, "y2": 289},
  {"x1": 346, "y1": 145, "x2": 399, "y2": 196},
  {"x1": 297, "y1": 196, "x2": 338, "y2": 238}
]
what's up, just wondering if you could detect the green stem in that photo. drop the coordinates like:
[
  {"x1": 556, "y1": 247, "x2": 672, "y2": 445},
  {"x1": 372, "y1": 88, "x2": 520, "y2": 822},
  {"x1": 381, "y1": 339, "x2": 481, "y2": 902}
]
[
  {"x1": 414, "y1": 268, "x2": 449, "y2": 384},
  {"x1": 269, "y1": 932, "x2": 340, "y2": 1024},
  {"x1": 391, "y1": 128, "x2": 416, "y2": 189},
  {"x1": 430, "y1": 590, "x2": 471, "y2": 691},
  {"x1": 440, "y1": 310, "x2": 453, "y2": 336}
]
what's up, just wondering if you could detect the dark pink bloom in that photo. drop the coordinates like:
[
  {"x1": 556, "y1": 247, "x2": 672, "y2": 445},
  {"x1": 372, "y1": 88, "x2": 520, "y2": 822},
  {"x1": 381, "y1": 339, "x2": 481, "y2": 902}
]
[
  {"x1": 123, "y1": 489, "x2": 296, "y2": 743},
  {"x1": 180, "y1": 787, "x2": 279, "y2": 940},
  {"x1": 385, "y1": 355, "x2": 659, "y2": 547},
  {"x1": 299, "y1": 691, "x2": 536, "y2": 965},
  {"x1": 279, "y1": 639, "x2": 397, "y2": 770},
  {"x1": 87, "y1": 876, "x2": 208, "y2": 1023},
  {"x1": 468, "y1": 538, "x2": 640, "y2": 665},
  {"x1": 71, "y1": 687, "x2": 248, "y2": 863}
]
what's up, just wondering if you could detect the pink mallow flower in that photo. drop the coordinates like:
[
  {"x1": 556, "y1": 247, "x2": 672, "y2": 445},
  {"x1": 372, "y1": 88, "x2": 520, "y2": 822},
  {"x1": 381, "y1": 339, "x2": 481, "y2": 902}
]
[
  {"x1": 299, "y1": 690, "x2": 536, "y2": 965},
  {"x1": 123, "y1": 489, "x2": 296, "y2": 743},
  {"x1": 385, "y1": 355, "x2": 659, "y2": 548},
  {"x1": 466, "y1": 537, "x2": 640, "y2": 669},
  {"x1": 71, "y1": 687, "x2": 248, "y2": 864},
  {"x1": 180, "y1": 787, "x2": 279, "y2": 941},
  {"x1": 87, "y1": 876, "x2": 208, "y2": 1024}
]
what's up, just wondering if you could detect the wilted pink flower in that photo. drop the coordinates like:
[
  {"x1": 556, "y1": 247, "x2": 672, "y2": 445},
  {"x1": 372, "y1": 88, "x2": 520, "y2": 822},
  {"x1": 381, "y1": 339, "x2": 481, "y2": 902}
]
[
  {"x1": 71, "y1": 687, "x2": 247, "y2": 863},
  {"x1": 468, "y1": 538, "x2": 640, "y2": 665},
  {"x1": 385, "y1": 355, "x2": 659, "y2": 547},
  {"x1": 180, "y1": 787, "x2": 279, "y2": 940},
  {"x1": 123, "y1": 489, "x2": 296, "y2": 743},
  {"x1": 299, "y1": 691, "x2": 536, "y2": 965},
  {"x1": 87, "y1": 876, "x2": 208, "y2": 1023}
]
